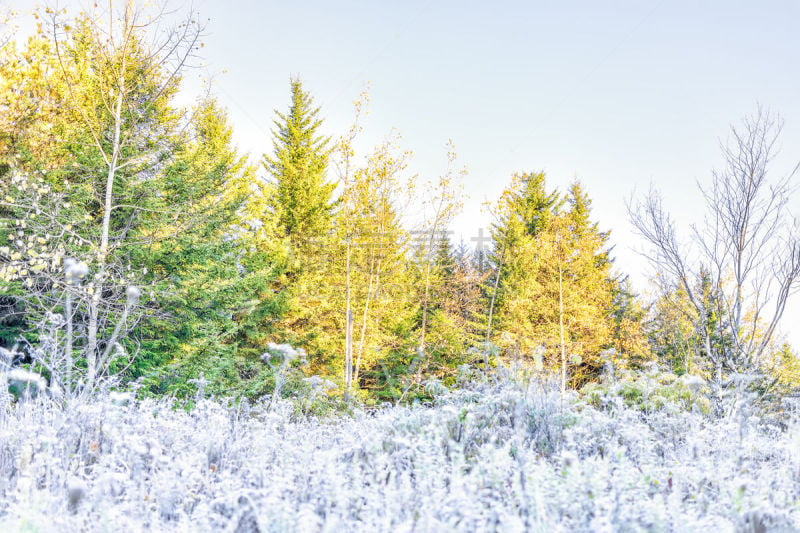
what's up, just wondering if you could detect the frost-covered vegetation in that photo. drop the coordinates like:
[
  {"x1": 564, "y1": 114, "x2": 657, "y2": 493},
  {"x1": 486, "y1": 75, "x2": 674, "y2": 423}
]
[{"x1": 1, "y1": 370, "x2": 798, "y2": 532}]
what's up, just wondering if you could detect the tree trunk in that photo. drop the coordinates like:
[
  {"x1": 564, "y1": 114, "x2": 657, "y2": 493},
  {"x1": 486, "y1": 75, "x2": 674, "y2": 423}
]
[
  {"x1": 86, "y1": 71, "x2": 125, "y2": 388},
  {"x1": 344, "y1": 239, "x2": 353, "y2": 401},
  {"x1": 559, "y1": 262, "x2": 566, "y2": 395}
]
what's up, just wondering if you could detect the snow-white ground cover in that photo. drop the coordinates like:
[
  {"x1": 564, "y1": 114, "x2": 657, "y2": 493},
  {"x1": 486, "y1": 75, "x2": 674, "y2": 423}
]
[{"x1": 0, "y1": 377, "x2": 798, "y2": 532}]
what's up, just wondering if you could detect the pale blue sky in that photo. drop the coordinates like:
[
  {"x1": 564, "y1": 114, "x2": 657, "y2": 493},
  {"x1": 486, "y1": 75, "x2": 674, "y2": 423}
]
[
  {"x1": 185, "y1": 0, "x2": 799, "y2": 243},
  {"x1": 8, "y1": 0, "x2": 800, "y2": 344}
]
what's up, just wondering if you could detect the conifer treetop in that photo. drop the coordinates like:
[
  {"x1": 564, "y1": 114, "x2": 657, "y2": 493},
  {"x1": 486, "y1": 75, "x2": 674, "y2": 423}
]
[{"x1": 264, "y1": 77, "x2": 334, "y2": 242}]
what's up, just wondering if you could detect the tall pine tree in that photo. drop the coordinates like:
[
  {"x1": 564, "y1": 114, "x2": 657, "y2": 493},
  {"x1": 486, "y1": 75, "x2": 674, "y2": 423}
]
[
  {"x1": 260, "y1": 79, "x2": 337, "y2": 375},
  {"x1": 264, "y1": 78, "x2": 334, "y2": 251},
  {"x1": 134, "y1": 99, "x2": 287, "y2": 398},
  {"x1": 488, "y1": 172, "x2": 561, "y2": 351},
  {"x1": 491, "y1": 175, "x2": 618, "y2": 386}
]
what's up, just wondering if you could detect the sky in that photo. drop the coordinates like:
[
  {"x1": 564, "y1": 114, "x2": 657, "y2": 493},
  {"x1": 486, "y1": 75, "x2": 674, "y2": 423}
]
[{"x1": 7, "y1": 0, "x2": 800, "y2": 345}]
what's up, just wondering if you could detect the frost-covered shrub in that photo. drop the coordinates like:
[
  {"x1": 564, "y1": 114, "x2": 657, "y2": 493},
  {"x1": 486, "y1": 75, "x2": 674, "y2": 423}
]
[
  {"x1": 581, "y1": 365, "x2": 712, "y2": 415},
  {"x1": 290, "y1": 375, "x2": 345, "y2": 419},
  {"x1": 5, "y1": 368, "x2": 47, "y2": 400}
]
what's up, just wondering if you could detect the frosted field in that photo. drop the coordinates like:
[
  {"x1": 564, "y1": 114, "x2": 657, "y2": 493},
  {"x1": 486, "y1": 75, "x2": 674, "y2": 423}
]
[{"x1": 0, "y1": 378, "x2": 798, "y2": 532}]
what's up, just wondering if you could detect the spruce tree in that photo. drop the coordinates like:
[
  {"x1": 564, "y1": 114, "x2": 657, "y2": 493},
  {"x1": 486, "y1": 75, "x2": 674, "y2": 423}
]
[
  {"x1": 488, "y1": 172, "x2": 561, "y2": 348},
  {"x1": 491, "y1": 175, "x2": 618, "y2": 385},
  {"x1": 260, "y1": 79, "x2": 336, "y2": 381},
  {"x1": 492, "y1": 172, "x2": 561, "y2": 254},
  {"x1": 134, "y1": 99, "x2": 287, "y2": 398},
  {"x1": 558, "y1": 181, "x2": 615, "y2": 382},
  {"x1": 264, "y1": 78, "x2": 334, "y2": 249},
  {"x1": 426, "y1": 236, "x2": 485, "y2": 368}
]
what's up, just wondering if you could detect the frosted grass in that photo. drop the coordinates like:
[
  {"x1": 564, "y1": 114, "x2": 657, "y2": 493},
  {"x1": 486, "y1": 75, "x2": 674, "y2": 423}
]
[{"x1": 0, "y1": 380, "x2": 797, "y2": 532}]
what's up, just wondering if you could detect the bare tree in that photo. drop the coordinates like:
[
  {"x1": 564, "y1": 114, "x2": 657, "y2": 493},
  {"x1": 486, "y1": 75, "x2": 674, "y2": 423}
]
[
  {"x1": 417, "y1": 142, "x2": 464, "y2": 354},
  {"x1": 629, "y1": 107, "x2": 800, "y2": 383},
  {"x1": 335, "y1": 92, "x2": 364, "y2": 401}
]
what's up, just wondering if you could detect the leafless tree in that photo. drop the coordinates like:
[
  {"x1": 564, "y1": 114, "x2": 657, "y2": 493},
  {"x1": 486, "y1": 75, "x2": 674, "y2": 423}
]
[
  {"x1": 417, "y1": 142, "x2": 464, "y2": 355},
  {"x1": 629, "y1": 107, "x2": 800, "y2": 383}
]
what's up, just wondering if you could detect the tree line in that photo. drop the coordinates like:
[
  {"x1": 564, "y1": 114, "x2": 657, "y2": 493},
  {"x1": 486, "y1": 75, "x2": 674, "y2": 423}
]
[{"x1": 0, "y1": 3, "x2": 797, "y2": 403}]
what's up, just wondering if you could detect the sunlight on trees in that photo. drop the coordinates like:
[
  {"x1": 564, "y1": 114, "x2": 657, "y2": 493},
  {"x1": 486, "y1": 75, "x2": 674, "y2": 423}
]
[{"x1": 0, "y1": 1, "x2": 797, "y2": 410}]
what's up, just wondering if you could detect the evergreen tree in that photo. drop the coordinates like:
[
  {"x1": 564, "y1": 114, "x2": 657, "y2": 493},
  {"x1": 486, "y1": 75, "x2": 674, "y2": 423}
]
[
  {"x1": 609, "y1": 276, "x2": 651, "y2": 369},
  {"x1": 423, "y1": 236, "x2": 485, "y2": 376},
  {"x1": 0, "y1": 7, "x2": 289, "y2": 397},
  {"x1": 133, "y1": 99, "x2": 287, "y2": 398},
  {"x1": 557, "y1": 181, "x2": 615, "y2": 383},
  {"x1": 258, "y1": 78, "x2": 338, "y2": 380},
  {"x1": 489, "y1": 172, "x2": 561, "y2": 350},
  {"x1": 452, "y1": 241, "x2": 492, "y2": 347},
  {"x1": 492, "y1": 172, "x2": 561, "y2": 254},
  {"x1": 647, "y1": 284, "x2": 699, "y2": 374},
  {"x1": 491, "y1": 176, "x2": 617, "y2": 386},
  {"x1": 264, "y1": 78, "x2": 334, "y2": 249}
]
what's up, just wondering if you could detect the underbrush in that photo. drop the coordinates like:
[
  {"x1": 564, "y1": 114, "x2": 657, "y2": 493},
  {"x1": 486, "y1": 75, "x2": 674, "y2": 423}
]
[{"x1": 0, "y1": 370, "x2": 798, "y2": 532}]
